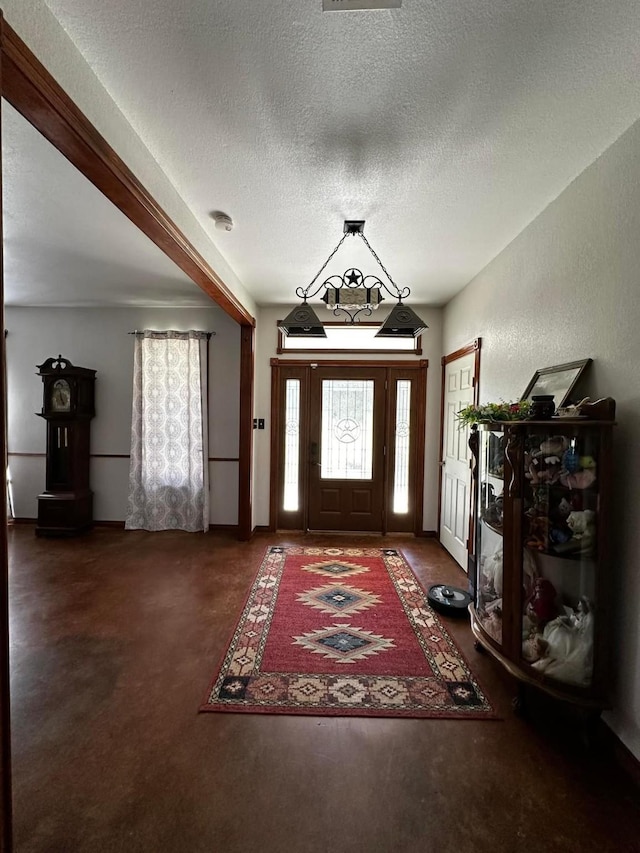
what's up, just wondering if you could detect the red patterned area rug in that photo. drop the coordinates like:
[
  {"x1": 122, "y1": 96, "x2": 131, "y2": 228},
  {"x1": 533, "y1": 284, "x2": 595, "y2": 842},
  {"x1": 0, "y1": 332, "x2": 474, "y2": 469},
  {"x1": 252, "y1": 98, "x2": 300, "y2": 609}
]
[{"x1": 200, "y1": 546, "x2": 496, "y2": 719}]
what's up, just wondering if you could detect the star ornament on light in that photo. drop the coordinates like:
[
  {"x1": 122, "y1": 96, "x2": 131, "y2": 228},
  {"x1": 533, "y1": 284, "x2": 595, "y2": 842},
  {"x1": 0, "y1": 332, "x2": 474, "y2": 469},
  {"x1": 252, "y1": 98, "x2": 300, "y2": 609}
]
[{"x1": 345, "y1": 268, "x2": 362, "y2": 286}]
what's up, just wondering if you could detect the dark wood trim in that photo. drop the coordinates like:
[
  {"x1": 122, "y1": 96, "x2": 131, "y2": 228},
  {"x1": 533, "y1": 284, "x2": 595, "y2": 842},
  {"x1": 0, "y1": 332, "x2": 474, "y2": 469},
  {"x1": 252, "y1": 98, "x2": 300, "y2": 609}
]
[
  {"x1": 413, "y1": 364, "x2": 428, "y2": 536},
  {"x1": 252, "y1": 525, "x2": 272, "y2": 534},
  {"x1": 270, "y1": 363, "x2": 310, "y2": 532},
  {"x1": 441, "y1": 337, "x2": 480, "y2": 366},
  {"x1": 268, "y1": 360, "x2": 281, "y2": 532},
  {"x1": 415, "y1": 529, "x2": 438, "y2": 538},
  {"x1": 0, "y1": 21, "x2": 254, "y2": 329},
  {"x1": 436, "y1": 339, "x2": 482, "y2": 543},
  {"x1": 238, "y1": 325, "x2": 254, "y2": 541},
  {"x1": 271, "y1": 358, "x2": 428, "y2": 369},
  {"x1": 90, "y1": 454, "x2": 129, "y2": 460},
  {"x1": 8, "y1": 452, "x2": 241, "y2": 462},
  {"x1": 10, "y1": 519, "x2": 243, "y2": 533},
  {"x1": 0, "y1": 14, "x2": 13, "y2": 849}
]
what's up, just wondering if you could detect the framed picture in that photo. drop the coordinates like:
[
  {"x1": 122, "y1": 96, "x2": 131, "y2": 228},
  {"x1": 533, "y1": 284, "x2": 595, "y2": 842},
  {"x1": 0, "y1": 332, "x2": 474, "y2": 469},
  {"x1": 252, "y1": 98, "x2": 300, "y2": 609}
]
[{"x1": 521, "y1": 359, "x2": 592, "y2": 408}]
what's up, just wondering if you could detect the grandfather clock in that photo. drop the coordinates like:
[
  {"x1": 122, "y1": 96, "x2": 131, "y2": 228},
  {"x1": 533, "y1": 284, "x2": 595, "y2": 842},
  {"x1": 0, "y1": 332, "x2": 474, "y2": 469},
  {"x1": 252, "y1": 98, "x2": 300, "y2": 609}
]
[{"x1": 35, "y1": 355, "x2": 96, "y2": 537}]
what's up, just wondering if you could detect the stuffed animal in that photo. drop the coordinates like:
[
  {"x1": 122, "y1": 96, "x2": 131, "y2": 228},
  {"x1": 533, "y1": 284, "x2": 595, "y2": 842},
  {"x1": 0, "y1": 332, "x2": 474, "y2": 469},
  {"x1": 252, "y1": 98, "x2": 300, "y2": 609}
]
[
  {"x1": 527, "y1": 455, "x2": 563, "y2": 485},
  {"x1": 556, "y1": 497, "x2": 572, "y2": 517},
  {"x1": 525, "y1": 515, "x2": 550, "y2": 551},
  {"x1": 539, "y1": 436, "x2": 569, "y2": 457},
  {"x1": 482, "y1": 495, "x2": 504, "y2": 527},
  {"x1": 579, "y1": 456, "x2": 596, "y2": 470},
  {"x1": 526, "y1": 436, "x2": 570, "y2": 485},
  {"x1": 566, "y1": 509, "x2": 596, "y2": 546},
  {"x1": 560, "y1": 468, "x2": 597, "y2": 490},
  {"x1": 562, "y1": 444, "x2": 580, "y2": 473}
]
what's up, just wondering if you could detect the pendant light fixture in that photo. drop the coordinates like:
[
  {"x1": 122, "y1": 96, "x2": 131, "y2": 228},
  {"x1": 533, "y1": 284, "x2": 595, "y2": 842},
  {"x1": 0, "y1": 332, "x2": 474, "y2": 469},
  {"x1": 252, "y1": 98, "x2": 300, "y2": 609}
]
[{"x1": 278, "y1": 220, "x2": 428, "y2": 338}]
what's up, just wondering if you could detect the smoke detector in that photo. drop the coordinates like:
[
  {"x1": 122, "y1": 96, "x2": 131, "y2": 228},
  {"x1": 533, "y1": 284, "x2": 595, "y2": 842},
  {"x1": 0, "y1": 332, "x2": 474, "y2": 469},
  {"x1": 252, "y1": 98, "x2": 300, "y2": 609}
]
[
  {"x1": 323, "y1": 0, "x2": 401, "y2": 10},
  {"x1": 212, "y1": 212, "x2": 234, "y2": 232}
]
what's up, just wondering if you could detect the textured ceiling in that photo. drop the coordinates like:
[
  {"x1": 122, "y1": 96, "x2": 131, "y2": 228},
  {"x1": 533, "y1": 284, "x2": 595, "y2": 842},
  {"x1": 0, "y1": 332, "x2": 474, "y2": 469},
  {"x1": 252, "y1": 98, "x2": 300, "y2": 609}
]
[
  {"x1": 3, "y1": 102, "x2": 213, "y2": 307},
  {"x1": 28, "y1": 0, "x2": 640, "y2": 308}
]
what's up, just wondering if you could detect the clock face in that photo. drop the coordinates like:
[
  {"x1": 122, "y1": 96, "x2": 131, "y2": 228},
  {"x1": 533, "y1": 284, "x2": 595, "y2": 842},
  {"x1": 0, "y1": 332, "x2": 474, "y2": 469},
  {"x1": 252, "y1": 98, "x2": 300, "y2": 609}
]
[{"x1": 50, "y1": 379, "x2": 71, "y2": 412}]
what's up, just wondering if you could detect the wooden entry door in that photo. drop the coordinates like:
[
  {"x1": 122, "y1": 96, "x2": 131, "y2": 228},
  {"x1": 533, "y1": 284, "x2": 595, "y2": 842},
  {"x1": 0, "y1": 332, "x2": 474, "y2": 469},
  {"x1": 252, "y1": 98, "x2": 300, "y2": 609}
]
[
  {"x1": 308, "y1": 366, "x2": 386, "y2": 531},
  {"x1": 271, "y1": 359, "x2": 427, "y2": 534}
]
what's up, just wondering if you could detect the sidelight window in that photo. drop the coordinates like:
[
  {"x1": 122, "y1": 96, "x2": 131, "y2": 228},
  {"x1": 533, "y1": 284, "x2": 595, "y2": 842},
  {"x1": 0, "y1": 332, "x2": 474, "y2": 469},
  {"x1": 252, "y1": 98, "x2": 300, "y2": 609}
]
[{"x1": 393, "y1": 380, "x2": 411, "y2": 513}]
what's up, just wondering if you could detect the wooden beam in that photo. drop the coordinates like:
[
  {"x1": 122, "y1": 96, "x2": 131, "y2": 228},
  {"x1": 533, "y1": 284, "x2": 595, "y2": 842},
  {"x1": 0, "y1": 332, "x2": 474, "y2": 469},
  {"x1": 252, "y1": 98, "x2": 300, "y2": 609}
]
[
  {"x1": 0, "y1": 14, "x2": 13, "y2": 851},
  {"x1": 0, "y1": 21, "x2": 255, "y2": 328}
]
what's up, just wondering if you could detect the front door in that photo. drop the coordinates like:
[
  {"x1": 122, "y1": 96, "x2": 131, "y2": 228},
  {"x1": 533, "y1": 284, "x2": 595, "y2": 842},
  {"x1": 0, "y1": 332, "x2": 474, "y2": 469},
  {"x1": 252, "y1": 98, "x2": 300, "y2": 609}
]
[
  {"x1": 308, "y1": 366, "x2": 386, "y2": 531},
  {"x1": 271, "y1": 359, "x2": 427, "y2": 534},
  {"x1": 439, "y1": 344, "x2": 480, "y2": 567}
]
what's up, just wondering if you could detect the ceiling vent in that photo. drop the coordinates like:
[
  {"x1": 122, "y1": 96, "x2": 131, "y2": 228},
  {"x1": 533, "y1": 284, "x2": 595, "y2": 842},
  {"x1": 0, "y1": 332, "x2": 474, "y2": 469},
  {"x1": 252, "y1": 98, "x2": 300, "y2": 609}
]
[{"x1": 322, "y1": 0, "x2": 401, "y2": 10}]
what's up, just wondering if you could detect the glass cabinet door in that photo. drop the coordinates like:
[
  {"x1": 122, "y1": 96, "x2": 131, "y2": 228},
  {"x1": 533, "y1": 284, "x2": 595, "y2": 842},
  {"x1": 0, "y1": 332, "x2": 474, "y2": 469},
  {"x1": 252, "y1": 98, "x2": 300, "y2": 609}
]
[
  {"x1": 520, "y1": 428, "x2": 598, "y2": 687},
  {"x1": 476, "y1": 428, "x2": 506, "y2": 647}
]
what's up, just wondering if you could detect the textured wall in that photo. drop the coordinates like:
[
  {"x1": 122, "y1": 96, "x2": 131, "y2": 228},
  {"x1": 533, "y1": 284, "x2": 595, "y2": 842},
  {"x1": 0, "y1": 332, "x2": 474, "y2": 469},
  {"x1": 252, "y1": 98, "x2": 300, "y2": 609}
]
[
  {"x1": 252, "y1": 304, "x2": 443, "y2": 532},
  {"x1": 6, "y1": 306, "x2": 240, "y2": 525},
  {"x1": 444, "y1": 116, "x2": 640, "y2": 760}
]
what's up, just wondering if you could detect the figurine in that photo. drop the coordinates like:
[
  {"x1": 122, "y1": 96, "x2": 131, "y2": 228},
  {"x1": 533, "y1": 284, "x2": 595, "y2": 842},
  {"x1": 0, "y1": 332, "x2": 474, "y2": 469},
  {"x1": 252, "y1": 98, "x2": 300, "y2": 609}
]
[
  {"x1": 531, "y1": 597, "x2": 594, "y2": 686},
  {"x1": 525, "y1": 577, "x2": 557, "y2": 625},
  {"x1": 482, "y1": 545, "x2": 503, "y2": 597}
]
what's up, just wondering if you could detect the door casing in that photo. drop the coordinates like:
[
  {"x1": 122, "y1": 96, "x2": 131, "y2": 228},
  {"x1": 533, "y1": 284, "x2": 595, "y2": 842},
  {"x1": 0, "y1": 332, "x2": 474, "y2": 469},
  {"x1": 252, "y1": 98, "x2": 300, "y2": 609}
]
[
  {"x1": 270, "y1": 358, "x2": 427, "y2": 534},
  {"x1": 437, "y1": 339, "x2": 481, "y2": 568}
]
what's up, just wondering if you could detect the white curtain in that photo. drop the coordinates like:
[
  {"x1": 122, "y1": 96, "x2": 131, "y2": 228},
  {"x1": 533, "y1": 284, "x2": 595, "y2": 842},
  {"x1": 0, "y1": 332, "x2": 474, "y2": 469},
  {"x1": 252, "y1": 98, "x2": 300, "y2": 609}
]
[{"x1": 125, "y1": 330, "x2": 209, "y2": 532}]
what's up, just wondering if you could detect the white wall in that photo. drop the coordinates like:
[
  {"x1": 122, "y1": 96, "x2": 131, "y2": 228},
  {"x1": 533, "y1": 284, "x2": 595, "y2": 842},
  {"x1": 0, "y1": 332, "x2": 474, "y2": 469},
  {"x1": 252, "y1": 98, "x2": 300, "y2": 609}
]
[
  {"x1": 6, "y1": 306, "x2": 240, "y2": 525},
  {"x1": 443, "y1": 116, "x2": 640, "y2": 760},
  {"x1": 252, "y1": 304, "x2": 443, "y2": 531}
]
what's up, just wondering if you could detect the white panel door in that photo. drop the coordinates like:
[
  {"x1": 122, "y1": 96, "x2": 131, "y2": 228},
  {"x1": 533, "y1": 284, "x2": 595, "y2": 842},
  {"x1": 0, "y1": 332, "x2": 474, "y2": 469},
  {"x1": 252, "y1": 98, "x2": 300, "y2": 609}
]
[{"x1": 440, "y1": 353, "x2": 475, "y2": 568}]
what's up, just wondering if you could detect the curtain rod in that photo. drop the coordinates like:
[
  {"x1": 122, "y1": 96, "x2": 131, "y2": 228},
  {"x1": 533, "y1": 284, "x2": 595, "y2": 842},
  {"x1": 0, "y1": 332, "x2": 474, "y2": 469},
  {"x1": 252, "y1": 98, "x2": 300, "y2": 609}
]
[{"x1": 128, "y1": 330, "x2": 215, "y2": 338}]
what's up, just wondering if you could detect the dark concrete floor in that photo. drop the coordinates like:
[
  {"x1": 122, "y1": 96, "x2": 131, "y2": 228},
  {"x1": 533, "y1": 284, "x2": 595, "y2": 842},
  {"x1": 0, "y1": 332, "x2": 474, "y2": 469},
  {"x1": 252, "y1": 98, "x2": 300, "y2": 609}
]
[{"x1": 7, "y1": 526, "x2": 640, "y2": 853}]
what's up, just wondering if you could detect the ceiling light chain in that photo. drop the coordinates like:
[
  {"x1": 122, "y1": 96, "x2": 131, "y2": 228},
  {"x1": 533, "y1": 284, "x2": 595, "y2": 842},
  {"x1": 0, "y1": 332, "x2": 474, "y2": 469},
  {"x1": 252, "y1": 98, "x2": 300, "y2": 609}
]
[
  {"x1": 359, "y1": 231, "x2": 409, "y2": 301},
  {"x1": 296, "y1": 232, "x2": 349, "y2": 300}
]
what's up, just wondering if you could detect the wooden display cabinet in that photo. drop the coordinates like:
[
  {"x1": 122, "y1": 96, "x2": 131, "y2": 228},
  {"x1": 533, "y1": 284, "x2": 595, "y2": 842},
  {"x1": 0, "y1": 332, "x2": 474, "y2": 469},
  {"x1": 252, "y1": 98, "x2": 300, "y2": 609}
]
[
  {"x1": 468, "y1": 408, "x2": 615, "y2": 712},
  {"x1": 35, "y1": 355, "x2": 96, "y2": 537}
]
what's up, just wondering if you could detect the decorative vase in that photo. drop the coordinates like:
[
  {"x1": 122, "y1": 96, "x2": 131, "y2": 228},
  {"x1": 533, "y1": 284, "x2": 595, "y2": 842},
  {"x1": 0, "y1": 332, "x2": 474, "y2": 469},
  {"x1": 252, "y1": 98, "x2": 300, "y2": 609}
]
[{"x1": 530, "y1": 395, "x2": 555, "y2": 419}]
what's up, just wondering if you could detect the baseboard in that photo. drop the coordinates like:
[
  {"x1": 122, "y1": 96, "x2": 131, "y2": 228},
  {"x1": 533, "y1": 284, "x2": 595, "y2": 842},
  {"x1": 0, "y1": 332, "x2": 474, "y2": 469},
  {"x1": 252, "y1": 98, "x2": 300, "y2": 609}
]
[
  {"x1": 599, "y1": 721, "x2": 640, "y2": 789},
  {"x1": 252, "y1": 524, "x2": 273, "y2": 534},
  {"x1": 416, "y1": 529, "x2": 437, "y2": 538},
  {"x1": 8, "y1": 518, "x2": 238, "y2": 533}
]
